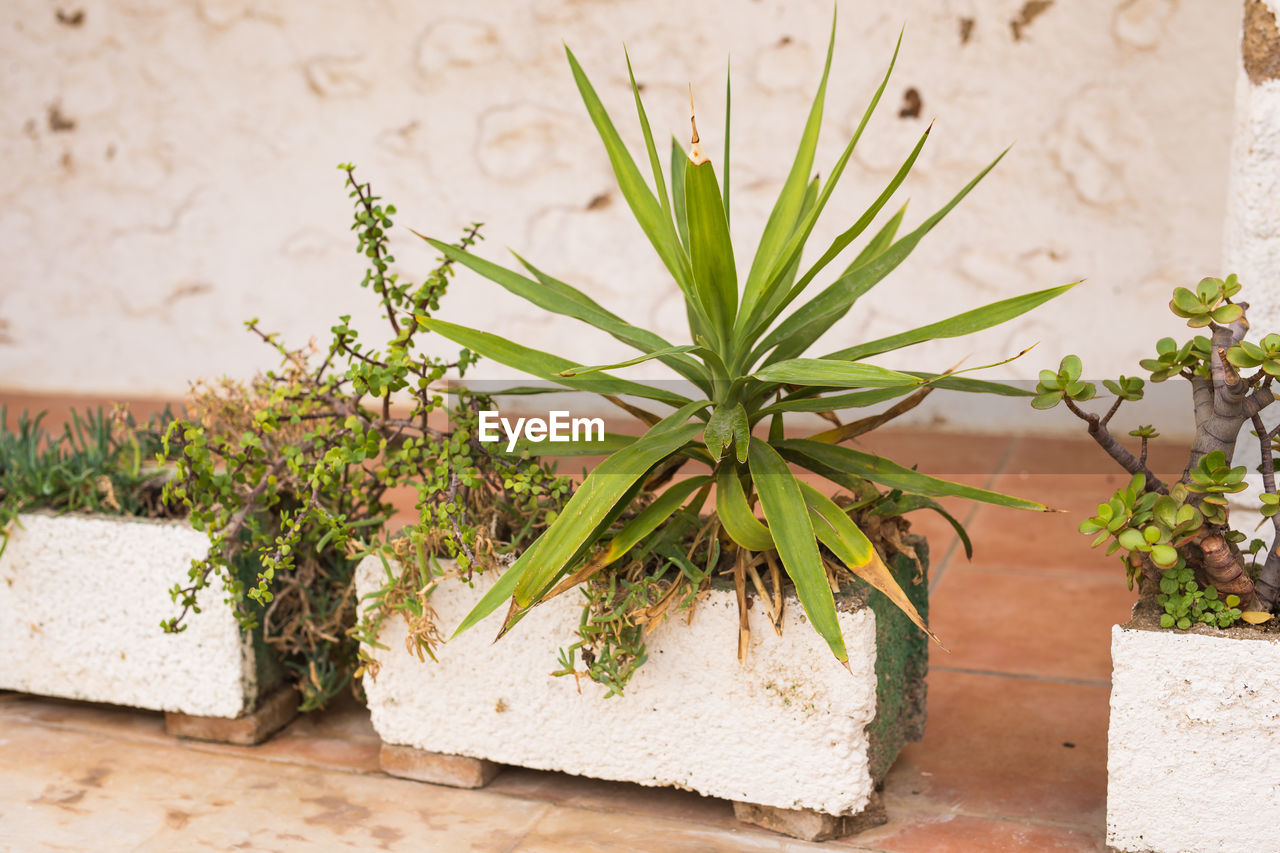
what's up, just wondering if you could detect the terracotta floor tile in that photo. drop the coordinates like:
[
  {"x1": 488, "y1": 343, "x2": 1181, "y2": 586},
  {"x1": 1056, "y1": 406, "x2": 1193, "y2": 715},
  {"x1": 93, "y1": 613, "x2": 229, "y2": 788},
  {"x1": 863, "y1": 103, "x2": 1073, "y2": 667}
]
[
  {"x1": 186, "y1": 729, "x2": 383, "y2": 775},
  {"x1": 1001, "y1": 434, "x2": 1185, "y2": 478},
  {"x1": 283, "y1": 691, "x2": 380, "y2": 742},
  {"x1": 991, "y1": 472, "x2": 1134, "y2": 507},
  {"x1": 928, "y1": 567, "x2": 1134, "y2": 682},
  {"x1": 882, "y1": 670, "x2": 1108, "y2": 830},
  {"x1": 900, "y1": 503, "x2": 977, "y2": 575},
  {"x1": 488, "y1": 767, "x2": 739, "y2": 829},
  {"x1": 1, "y1": 715, "x2": 549, "y2": 852},
  {"x1": 0, "y1": 694, "x2": 170, "y2": 744},
  {"x1": 850, "y1": 431, "x2": 1018, "y2": 478},
  {"x1": 850, "y1": 811, "x2": 1104, "y2": 852},
  {"x1": 961, "y1": 474, "x2": 1140, "y2": 574},
  {"x1": 509, "y1": 802, "x2": 826, "y2": 852}
]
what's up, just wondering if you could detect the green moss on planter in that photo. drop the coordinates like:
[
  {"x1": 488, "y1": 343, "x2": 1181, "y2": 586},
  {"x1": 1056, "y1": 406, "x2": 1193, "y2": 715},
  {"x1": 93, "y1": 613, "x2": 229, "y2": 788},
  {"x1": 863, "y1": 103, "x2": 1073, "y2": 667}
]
[{"x1": 859, "y1": 534, "x2": 930, "y2": 782}]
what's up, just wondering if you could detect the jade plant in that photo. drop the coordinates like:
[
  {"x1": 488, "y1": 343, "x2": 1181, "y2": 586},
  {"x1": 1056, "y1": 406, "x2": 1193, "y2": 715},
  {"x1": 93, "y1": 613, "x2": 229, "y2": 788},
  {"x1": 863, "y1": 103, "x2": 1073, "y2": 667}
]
[
  {"x1": 160, "y1": 167, "x2": 569, "y2": 709},
  {"x1": 1035, "y1": 274, "x2": 1280, "y2": 628},
  {"x1": 415, "y1": 21, "x2": 1071, "y2": 667}
]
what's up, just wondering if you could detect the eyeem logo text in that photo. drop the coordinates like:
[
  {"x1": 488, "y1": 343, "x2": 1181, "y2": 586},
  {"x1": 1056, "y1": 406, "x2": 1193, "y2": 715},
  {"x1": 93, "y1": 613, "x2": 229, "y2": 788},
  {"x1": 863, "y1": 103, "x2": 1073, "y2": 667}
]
[{"x1": 478, "y1": 410, "x2": 605, "y2": 452}]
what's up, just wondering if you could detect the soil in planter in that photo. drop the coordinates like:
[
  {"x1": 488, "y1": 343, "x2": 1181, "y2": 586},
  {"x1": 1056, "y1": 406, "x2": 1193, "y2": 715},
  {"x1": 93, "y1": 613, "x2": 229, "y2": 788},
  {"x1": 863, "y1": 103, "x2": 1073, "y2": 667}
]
[{"x1": 1125, "y1": 593, "x2": 1280, "y2": 638}]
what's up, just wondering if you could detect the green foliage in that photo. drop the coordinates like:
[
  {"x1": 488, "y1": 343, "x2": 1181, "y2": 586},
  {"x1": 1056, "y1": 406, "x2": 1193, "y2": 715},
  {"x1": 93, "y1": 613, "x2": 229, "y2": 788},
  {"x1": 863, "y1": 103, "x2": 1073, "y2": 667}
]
[
  {"x1": 1168, "y1": 275, "x2": 1243, "y2": 328},
  {"x1": 548, "y1": 479, "x2": 715, "y2": 696},
  {"x1": 550, "y1": 483, "x2": 936, "y2": 696},
  {"x1": 0, "y1": 407, "x2": 179, "y2": 553},
  {"x1": 553, "y1": 570, "x2": 678, "y2": 698},
  {"x1": 424, "y1": 25, "x2": 1064, "y2": 665},
  {"x1": 1080, "y1": 476, "x2": 1216, "y2": 579},
  {"x1": 161, "y1": 167, "x2": 569, "y2": 709},
  {"x1": 1185, "y1": 450, "x2": 1247, "y2": 525},
  {"x1": 1158, "y1": 568, "x2": 1242, "y2": 630},
  {"x1": 1080, "y1": 473, "x2": 1162, "y2": 562},
  {"x1": 1261, "y1": 492, "x2": 1280, "y2": 520},
  {"x1": 1032, "y1": 355, "x2": 1096, "y2": 410},
  {"x1": 1226, "y1": 331, "x2": 1280, "y2": 378},
  {"x1": 1103, "y1": 375, "x2": 1145, "y2": 402},
  {"x1": 1138, "y1": 336, "x2": 1212, "y2": 382}
]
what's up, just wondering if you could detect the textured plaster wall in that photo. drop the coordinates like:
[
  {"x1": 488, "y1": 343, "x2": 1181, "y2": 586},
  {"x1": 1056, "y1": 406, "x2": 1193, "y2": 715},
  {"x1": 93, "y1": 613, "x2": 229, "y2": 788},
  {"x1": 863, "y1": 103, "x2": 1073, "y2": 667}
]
[
  {"x1": 1226, "y1": 0, "x2": 1280, "y2": 332},
  {"x1": 0, "y1": 1, "x2": 1241, "y2": 432}
]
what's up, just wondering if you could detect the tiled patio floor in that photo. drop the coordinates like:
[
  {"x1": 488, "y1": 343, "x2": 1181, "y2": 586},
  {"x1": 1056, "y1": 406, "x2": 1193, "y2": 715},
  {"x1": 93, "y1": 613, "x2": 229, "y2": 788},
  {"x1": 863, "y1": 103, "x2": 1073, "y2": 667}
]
[{"x1": 1, "y1": 393, "x2": 1161, "y2": 851}]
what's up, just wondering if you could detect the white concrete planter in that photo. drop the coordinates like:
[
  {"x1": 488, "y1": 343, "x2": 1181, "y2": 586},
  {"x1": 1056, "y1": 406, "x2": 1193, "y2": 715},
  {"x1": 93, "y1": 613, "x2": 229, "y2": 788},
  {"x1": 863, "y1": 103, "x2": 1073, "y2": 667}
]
[
  {"x1": 357, "y1": 549, "x2": 928, "y2": 820},
  {"x1": 1108, "y1": 616, "x2": 1280, "y2": 853},
  {"x1": 0, "y1": 512, "x2": 279, "y2": 718}
]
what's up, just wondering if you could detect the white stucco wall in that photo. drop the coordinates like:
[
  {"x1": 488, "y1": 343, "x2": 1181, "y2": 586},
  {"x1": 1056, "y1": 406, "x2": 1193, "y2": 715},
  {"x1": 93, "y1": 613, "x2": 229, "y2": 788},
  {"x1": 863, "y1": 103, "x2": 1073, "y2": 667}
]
[
  {"x1": 0, "y1": 1, "x2": 1242, "y2": 433},
  {"x1": 1226, "y1": 0, "x2": 1280, "y2": 330}
]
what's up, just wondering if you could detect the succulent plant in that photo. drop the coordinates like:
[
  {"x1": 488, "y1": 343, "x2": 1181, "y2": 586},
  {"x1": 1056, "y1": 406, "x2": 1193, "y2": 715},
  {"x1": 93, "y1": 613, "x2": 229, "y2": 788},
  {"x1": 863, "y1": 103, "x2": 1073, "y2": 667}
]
[
  {"x1": 1035, "y1": 272, "x2": 1280, "y2": 628},
  {"x1": 1227, "y1": 332, "x2": 1280, "y2": 378},
  {"x1": 1139, "y1": 336, "x2": 1212, "y2": 382},
  {"x1": 1033, "y1": 355, "x2": 1096, "y2": 410},
  {"x1": 1168, "y1": 275, "x2": 1243, "y2": 328}
]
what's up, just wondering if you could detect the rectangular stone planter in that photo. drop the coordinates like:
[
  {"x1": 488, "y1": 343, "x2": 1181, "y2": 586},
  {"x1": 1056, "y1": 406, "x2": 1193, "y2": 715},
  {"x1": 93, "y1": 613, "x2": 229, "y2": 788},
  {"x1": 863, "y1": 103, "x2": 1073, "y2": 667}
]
[
  {"x1": 0, "y1": 512, "x2": 285, "y2": 726},
  {"x1": 1108, "y1": 616, "x2": 1280, "y2": 853},
  {"x1": 357, "y1": 542, "x2": 928, "y2": 832}
]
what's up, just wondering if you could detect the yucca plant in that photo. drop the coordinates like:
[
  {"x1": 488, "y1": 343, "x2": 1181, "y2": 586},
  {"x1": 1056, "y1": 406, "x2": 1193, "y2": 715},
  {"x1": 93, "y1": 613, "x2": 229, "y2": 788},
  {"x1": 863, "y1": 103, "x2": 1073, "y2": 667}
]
[{"x1": 415, "y1": 20, "x2": 1070, "y2": 666}]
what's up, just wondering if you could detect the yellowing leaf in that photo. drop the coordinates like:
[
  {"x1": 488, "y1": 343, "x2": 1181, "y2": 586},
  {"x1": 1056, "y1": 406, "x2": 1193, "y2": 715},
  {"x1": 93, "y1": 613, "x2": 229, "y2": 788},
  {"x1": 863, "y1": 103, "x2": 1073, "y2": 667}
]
[{"x1": 1241, "y1": 611, "x2": 1273, "y2": 625}]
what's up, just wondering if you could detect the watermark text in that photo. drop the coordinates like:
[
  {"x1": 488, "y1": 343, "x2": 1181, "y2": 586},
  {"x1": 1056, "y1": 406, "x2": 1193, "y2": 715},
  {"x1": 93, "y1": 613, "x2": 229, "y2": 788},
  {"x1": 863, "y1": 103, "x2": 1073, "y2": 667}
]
[{"x1": 478, "y1": 410, "x2": 605, "y2": 452}]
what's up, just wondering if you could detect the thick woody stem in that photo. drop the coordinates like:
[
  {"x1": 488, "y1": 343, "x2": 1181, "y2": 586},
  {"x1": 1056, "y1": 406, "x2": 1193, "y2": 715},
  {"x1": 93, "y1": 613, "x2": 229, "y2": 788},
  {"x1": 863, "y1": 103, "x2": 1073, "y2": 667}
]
[
  {"x1": 1182, "y1": 319, "x2": 1256, "y2": 481},
  {"x1": 1190, "y1": 375, "x2": 1215, "y2": 429},
  {"x1": 1195, "y1": 530, "x2": 1260, "y2": 610},
  {"x1": 1252, "y1": 412, "x2": 1280, "y2": 610},
  {"x1": 1254, "y1": 413, "x2": 1278, "y2": 504}
]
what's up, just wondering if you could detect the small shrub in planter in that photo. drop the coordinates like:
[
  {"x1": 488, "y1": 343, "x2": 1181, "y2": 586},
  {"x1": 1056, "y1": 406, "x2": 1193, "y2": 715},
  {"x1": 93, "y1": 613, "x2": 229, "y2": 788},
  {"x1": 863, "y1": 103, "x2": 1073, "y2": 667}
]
[
  {"x1": 160, "y1": 167, "x2": 570, "y2": 712},
  {"x1": 1032, "y1": 276, "x2": 1280, "y2": 853},
  {"x1": 359, "y1": 21, "x2": 1067, "y2": 837}
]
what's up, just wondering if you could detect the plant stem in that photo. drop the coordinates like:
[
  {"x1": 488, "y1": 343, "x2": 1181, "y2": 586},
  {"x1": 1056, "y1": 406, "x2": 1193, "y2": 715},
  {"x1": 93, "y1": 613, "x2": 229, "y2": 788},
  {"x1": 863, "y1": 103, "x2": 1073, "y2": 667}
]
[
  {"x1": 1252, "y1": 412, "x2": 1280, "y2": 610},
  {"x1": 1063, "y1": 398, "x2": 1167, "y2": 492}
]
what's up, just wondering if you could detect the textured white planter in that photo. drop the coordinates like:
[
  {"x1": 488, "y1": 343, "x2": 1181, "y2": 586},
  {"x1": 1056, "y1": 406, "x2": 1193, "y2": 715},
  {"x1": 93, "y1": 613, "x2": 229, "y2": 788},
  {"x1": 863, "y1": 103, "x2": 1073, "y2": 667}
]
[
  {"x1": 1108, "y1": 617, "x2": 1280, "y2": 853},
  {"x1": 0, "y1": 512, "x2": 279, "y2": 718},
  {"x1": 357, "y1": 552, "x2": 928, "y2": 817}
]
